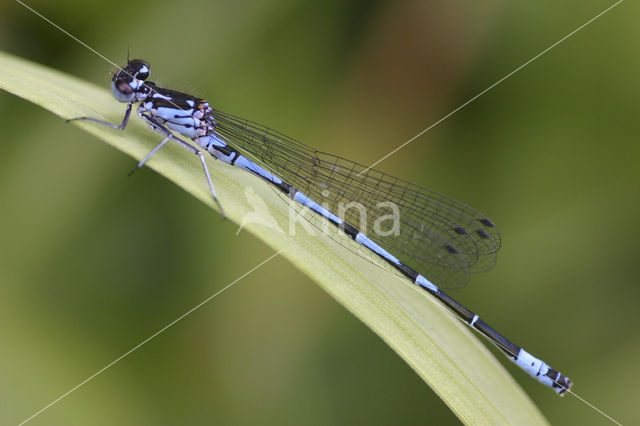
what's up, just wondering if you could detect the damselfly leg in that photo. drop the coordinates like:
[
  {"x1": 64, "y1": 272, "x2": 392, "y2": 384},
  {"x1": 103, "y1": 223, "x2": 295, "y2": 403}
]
[{"x1": 67, "y1": 103, "x2": 226, "y2": 218}]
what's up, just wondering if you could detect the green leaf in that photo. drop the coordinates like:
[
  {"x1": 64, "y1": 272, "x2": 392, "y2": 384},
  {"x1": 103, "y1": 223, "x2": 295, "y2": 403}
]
[{"x1": 0, "y1": 50, "x2": 548, "y2": 425}]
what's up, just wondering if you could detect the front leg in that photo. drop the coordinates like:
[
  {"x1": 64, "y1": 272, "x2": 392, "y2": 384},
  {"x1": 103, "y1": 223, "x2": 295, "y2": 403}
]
[{"x1": 66, "y1": 102, "x2": 133, "y2": 129}]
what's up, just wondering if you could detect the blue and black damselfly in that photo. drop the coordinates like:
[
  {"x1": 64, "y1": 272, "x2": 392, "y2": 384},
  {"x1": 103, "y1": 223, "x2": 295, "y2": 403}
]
[{"x1": 67, "y1": 59, "x2": 572, "y2": 395}]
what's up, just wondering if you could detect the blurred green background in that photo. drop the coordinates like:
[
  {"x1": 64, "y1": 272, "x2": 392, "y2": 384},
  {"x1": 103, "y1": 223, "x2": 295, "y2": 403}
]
[{"x1": 1, "y1": 0, "x2": 638, "y2": 424}]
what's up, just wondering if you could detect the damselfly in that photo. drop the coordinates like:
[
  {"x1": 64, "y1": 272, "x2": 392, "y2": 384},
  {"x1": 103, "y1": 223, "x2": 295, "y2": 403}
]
[{"x1": 67, "y1": 59, "x2": 572, "y2": 395}]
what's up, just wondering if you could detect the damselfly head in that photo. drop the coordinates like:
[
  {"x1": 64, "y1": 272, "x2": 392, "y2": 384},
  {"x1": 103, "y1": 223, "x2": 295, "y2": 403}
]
[{"x1": 110, "y1": 59, "x2": 151, "y2": 103}]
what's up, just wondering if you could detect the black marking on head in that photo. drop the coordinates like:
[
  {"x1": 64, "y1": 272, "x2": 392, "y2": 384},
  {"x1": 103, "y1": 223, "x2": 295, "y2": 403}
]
[
  {"x1": 479, "y1": 218, "x2": 495, "y2": 228},
  {"x1": 476, "y1": 229, "x2": 490, "y2": 239},
  {"x1": 114, "y1": 59, "x2": 150, "y2": 83},
  {"x1": 129, "y1": 59, "x2": 149, "y2": 80}
]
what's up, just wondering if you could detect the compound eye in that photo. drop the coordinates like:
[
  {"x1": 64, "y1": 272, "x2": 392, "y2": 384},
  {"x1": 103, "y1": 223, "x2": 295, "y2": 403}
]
[
  {"x1": 115, "y1": 79, "x2": 134, "y2": 95},
  {"x1": 111, "y1": 78, "x2": 135, "y2": 102}
]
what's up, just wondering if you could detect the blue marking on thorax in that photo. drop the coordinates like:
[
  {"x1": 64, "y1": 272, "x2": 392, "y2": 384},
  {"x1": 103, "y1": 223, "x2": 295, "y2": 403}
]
[
  {"x1": 166, "y1": 122, "x2": 197, "y2": 138},
  {"x1": 152, "y1": 93, "x2": 172, "y2": 100},
  {"x1": 294, "y1": 192, "x2": 343, "y2": 225},
  {"x1": 155, "y1": 107, "x2": 197, "y2": 125},
  {"x1": 355, "y1": 233, "x2": 401, "y2": 266}
]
